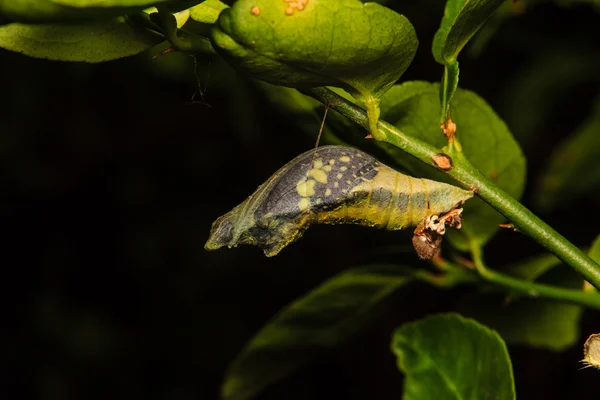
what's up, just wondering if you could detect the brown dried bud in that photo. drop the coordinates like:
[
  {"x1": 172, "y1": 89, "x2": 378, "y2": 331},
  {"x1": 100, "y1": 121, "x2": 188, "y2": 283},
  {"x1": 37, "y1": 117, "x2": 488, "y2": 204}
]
[{"x1": 412, "y1": 231, "x2": 443, "y2": 260}]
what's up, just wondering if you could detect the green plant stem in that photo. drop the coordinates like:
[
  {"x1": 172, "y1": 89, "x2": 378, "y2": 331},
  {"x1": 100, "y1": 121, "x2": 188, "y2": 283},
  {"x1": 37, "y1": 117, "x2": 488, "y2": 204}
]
[
  {"x1": 305, "y1": 86, "x2": 600, "y2": 290},
  {"x1": 469, "y1": 243, "x2": 600, "y2": 309}
]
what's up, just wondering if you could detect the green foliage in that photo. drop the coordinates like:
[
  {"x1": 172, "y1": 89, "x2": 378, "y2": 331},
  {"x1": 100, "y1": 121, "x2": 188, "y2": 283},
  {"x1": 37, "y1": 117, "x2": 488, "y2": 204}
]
[
  {"x1": 2, "y1": 0, "x2": 600, "y2": 398},
  {"x1": 534, "y1": 94, "x2": 600, "y2": 211},
  {"x1": 501, "y1": 253, "x2": 562, "y2": 282},
  {"x1": 377, "y1": 81, "x2": 526, "y2": 249},
  {"x1": 0, "y1": 0, "x2": 197, "y2": 23},
  {"x1": 459, "y1": 233, "x2": 600, "y2": 351},
  {"x1": 500, "y1": 48, "x2": 600, "y2": 147},
  {"x1": 459, "y1": 266, "x2": 584, "y2": 351},
  {"x1": 432, "y1": 0, "x2": 505, "y2": 64},
  {"x1": 432, "y1": 0, "x2": 505, "y2": 122},
  {"x1": 0, "y1": 17, "x2": 163, "y2": 62},
  {"x1": 189, "y1": 0, "x2": 227, "y2": 24},
  {"x1": 210, "y1": 0, "x2": 418, "y2": 133},
  {"x1": 221, "y1": 267, "x2": 413, "y2": 400},
  {"x1": 391, "y1": 313, "x2": 515, "y2": 400}
]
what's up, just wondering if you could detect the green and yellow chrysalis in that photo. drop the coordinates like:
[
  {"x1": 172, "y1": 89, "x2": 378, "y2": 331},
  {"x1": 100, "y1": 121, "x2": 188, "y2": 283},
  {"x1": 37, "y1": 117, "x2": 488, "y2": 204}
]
[{"x1": 205, "y1": 146, "x2": 473, "y2": 258}]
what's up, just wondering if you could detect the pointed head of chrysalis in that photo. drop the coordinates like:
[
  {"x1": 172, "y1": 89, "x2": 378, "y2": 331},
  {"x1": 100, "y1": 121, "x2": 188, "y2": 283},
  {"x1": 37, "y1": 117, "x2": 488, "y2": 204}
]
[{"x1": 204, "y1": 211, "x2": 237, "y2": 251}]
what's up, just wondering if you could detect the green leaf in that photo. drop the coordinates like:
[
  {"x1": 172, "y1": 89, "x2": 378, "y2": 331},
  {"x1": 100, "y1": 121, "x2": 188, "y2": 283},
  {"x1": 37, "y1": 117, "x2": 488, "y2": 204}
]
[
  {"x1": 211, "y1": 0, "x2": 418, "y2": 133},
  {"x1": 433, "y1": 0, "x2": 504, "y2": 123},
  {"x1": 378, "y1": 81, "x2": 526, "y2": 249},
  {"x1": 0, "y1": 0, "x2": 197, "y2": 23},
  {"x1": 391, "y1": 313, "x2": 515, "y2": 400},
  {"x1": 501, "y1": 252, "x2": 561, "y2": 282},
  {"x1": 534, "y1": 94, "x2": 600, "y2": 211},
  {"x1": 500, "y1": 49, "x2": 600, "y2": 148},
  {"x1": 459, "y1": 295, "x2": 583, "y2": 351},
  {"x1": 222, "y1": 266, "x2": 413, "y2": 400},
  {"x1": 458, "y1": 267, "x2": 584, "y2": 351},
  {"x1": 432, "y1": 0, "x2": 505, "y2": 64},
  {"x1": 0, "y1": 17, "x2": 163, "y2": 62},
  {"x1": 439, "y1": 60, "x2": 459, "y2": 123},
  {"x1": 189, "y1": 0, "x2": 227, "y2": 24}
]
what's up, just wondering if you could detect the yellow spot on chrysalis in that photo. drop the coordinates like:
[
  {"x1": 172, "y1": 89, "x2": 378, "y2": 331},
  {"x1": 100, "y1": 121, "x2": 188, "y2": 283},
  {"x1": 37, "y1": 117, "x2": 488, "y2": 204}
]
[
  {"x1": 339, "y1": 156, "x2": 351, "y2": 162},
  {"x1": 296, "y1": 179, "x2": 316, "y2": 197},
  {"x1": 340, "y1": 166, "x2": 348, "y2": 172},
  {"x1": 308, "y1": 169, "x2": 328, "y2": 184},
  {"x1": 325, "y1": 188, "x2": 332, "y2": 196},
  {"x1": 346, "y1": 180, "x2": 352, "y2": 185},
  {"x1": 316, "y1": 198, "x2": 322, "y2": 205},
  {"x1": 251, "y1": 6, "x2": 261, "y2": 15},
  {"x1": 337, "y1": 173, "x2": 343, "y2": 179},
  {"x1": 313, "y1": 159, "x2": 323, "y2": 169},
  {"x1": 329, "y1": 159, "x2": 335, "y2": 165},
  {"x1": 298, "y1": 197, "x2": 310, "y2": 211},
  {"x1": 334, "y1": 182, "x2": 339, "y2": 188},
  {"x1": 323, "y1": 165, "x2": 332, "y2": 172}
]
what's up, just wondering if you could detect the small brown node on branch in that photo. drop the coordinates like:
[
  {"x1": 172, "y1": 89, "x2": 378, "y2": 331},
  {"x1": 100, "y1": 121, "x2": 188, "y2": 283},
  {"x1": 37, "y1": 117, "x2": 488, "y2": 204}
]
[
  {"x1": 364, "y1": 133, "x2": 373, "y2": 139},
  {"x1": 432, "y1": 153, "x2": 454, "y2": 171},
  {"x1": 440, "y1": 118, "x2": 457, "y2": 141},
  {"x1": 152, "y1": 47, "x2": 176, "y2": 60},
  {"x1": 469, "y1": 185, "x2": 479, "y2": 195},
  {"x1": 284, "y1": 0, "x2": 309, "y2": 15},
  {"x1": 251, "y1": 6, "x2": 261, "y2": 16},
  {"x1": 499, "y1": 223, "x2": 519, "y2": 232}
]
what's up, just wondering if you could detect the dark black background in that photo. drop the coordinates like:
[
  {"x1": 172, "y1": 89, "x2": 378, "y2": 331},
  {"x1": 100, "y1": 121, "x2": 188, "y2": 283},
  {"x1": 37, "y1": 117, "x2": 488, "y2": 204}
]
[{"x1": 4, "y1": 1, "x2": 600, "y2": 399}]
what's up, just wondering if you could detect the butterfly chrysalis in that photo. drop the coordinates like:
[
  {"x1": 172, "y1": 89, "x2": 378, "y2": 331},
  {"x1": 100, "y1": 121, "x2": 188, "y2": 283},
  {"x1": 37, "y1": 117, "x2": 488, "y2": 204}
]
[{"x1": 205, "y1": 146, "x2": 473, "y2": 258}]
